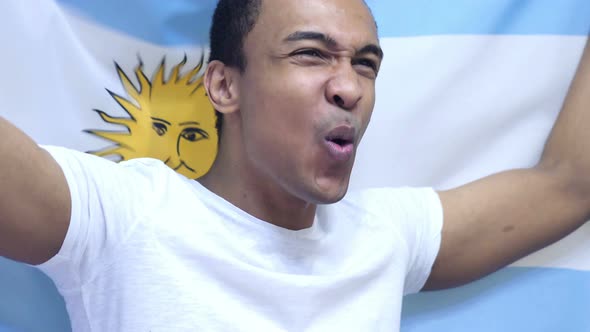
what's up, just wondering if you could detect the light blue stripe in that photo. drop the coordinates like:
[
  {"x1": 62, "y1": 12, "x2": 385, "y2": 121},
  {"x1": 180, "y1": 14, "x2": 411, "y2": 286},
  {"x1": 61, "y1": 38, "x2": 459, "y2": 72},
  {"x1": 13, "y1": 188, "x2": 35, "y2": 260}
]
[
  {"x1": 0, "y1": 258, "x2": 70, "y2": 332},
  {"x1": 56, "y1": 0, "x2": 217, "y2": 46},
  {"x1": 55, "y1": 0, "x2": 590, "y2": 47},
  {"x1": 367, "y1": 0, "x2": 590, "y2": 37},
  {"x1": 402, "y1": 266, "x2": 590, "y2": 331}
]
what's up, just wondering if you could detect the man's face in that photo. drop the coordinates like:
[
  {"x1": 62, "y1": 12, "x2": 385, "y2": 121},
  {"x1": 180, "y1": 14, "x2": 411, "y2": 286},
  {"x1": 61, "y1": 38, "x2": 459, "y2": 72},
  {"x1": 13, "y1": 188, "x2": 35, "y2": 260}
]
[{"x1": 236, "y1": 0, "x2": 382, "y2": 204}]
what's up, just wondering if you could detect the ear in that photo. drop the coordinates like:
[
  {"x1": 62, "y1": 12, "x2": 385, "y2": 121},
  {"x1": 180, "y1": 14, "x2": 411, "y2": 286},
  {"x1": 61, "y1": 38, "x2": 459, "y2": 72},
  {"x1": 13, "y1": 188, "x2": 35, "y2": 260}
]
[{"x1": 204, "y1": 60, "x2": 240, "y2": 115}]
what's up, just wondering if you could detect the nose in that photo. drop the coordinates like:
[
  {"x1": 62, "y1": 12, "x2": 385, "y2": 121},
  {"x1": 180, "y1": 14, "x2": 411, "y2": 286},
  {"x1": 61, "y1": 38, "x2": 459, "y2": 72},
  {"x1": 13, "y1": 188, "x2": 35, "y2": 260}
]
[{"x1": 325, "y1": 64, "x2": 362, "y2": 111}]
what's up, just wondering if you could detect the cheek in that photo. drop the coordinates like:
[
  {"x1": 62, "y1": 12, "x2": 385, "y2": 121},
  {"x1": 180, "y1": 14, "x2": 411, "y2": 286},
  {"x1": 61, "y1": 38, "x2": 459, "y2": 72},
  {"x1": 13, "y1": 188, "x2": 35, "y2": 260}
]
[
  {"x1": 242, "y1": 75, "x2": 322, "y2": 138},
  {"x1": 238, "y1": 63, "x2": 334, "y2": 164},
  {"x1": 357, "y1": 85, "x2": 376, "y2": 140}
]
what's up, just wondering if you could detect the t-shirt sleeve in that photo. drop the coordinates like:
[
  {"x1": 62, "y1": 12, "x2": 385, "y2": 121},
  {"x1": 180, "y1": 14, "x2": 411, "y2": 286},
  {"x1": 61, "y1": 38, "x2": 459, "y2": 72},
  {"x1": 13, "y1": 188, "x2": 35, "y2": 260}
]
[
  {"x1": 35, "y1": 146, "x2": 162, "y2": 291},
  {"x1": 380, "y1": 187, "x2": 444, "y2": 295},
  {"x1": 400, "y1": 188, "x2": 443, "y2": 294}
]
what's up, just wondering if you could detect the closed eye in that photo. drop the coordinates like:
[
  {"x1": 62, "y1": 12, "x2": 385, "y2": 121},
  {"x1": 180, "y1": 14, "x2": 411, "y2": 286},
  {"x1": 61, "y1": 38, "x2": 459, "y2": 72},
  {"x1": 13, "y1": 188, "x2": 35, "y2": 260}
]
[
  {"x1": 353, "y1": 58, "x2": 378, "y2": 72},
  {"x1": 291, "y1": 48, "x2": 326, "y2": 59},
  {"x1": 352, "y1": 58, "x2": 379, "y2": 78}
]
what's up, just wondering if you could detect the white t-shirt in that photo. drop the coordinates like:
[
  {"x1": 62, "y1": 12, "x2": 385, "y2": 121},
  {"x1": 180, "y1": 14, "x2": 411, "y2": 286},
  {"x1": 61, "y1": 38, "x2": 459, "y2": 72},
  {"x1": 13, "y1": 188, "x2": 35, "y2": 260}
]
[{"x1": 38, "y1": 146, "x2": 443, "y2": 332}]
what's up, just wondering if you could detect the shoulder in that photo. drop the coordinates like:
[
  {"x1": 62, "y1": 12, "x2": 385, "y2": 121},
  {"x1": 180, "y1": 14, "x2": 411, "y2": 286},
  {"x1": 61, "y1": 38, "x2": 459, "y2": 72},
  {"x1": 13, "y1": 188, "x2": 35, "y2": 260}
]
[
  {"x1": 342, "y1": 186, "x2": 440, "y2": 211},
  {"x1": 118, "y1": 157, "x2": 177, "y2": 178},
  {"x1": 335, "y1": 187, "x2": 443, "y2": 231},
  {"x1": 43, "y1": 145, "x2": 178, "y2": 180},
  {"x1": 42, "y1": 146, "x2": 193, "y2": 203}
]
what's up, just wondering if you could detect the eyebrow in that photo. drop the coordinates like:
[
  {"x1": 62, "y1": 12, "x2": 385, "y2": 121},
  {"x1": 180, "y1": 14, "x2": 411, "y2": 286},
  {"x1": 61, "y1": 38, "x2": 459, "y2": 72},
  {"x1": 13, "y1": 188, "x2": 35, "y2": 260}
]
[
  {"x1": 180, "y1": 121, "x2": 201, "y2": 126},
  {"x1": 285, "y1": 31, "x2": 338, "y2": 48},
  {"x1": 284, "y1": 30, "x2": 384, "y2": 60},
  {"x1": 151, "y1": 117, "x2": 171, "y2": 125}
]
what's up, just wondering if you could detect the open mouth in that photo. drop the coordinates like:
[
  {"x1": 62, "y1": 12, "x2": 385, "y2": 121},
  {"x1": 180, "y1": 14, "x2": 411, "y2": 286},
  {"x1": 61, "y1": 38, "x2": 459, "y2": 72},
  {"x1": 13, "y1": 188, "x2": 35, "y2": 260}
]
[
  {"x1": 323, "y1": 126, "x2": 356, "y2": 161},
  {"x1": 326, "y1": 137, "x2": 353, "y2": 147},
  {"x1": 325, "y1": 125, "x2": 355, "y2": 147}
]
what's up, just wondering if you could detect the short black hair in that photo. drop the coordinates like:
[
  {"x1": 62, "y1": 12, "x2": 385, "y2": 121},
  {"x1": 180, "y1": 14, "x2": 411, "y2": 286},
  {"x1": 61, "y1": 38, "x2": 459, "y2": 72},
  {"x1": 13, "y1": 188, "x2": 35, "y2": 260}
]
[
  {"x1": 208, "y1": 0, "x2": 263, "y2": 133},
  {"x1": 209, "y1": 0, "x2": 262, "y2": 71}
]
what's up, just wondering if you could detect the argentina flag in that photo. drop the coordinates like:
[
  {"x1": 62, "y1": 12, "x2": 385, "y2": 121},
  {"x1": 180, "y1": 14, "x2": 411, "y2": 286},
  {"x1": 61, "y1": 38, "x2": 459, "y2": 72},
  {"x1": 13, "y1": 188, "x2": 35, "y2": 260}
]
[{"x1": 0, "y1": 0, "x2": 588, "y2": 331}]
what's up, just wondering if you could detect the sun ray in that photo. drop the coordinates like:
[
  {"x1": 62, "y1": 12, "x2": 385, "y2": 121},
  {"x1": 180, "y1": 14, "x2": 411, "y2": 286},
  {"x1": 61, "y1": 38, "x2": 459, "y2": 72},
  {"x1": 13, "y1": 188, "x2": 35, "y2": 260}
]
[
  {"x1": 181, "y1": 54, "x2": 205, "y2": 85},
  {"x1": 115, "y1": 63, "x2": 141, "y2": 102},
  {"x1": 190, "y1": 82, "x2": 205, "y2": 96},
  {"x1": 94, "y1": 110, "x2": 135, "y2": 127},
  {"x1": 106, "y1": 92, "x2": 142, "y2": 120},
  {"x1": 134, "y1": 63, "x2": 152, "y2": 96},
  {"x1": 85, "y1": 130, "x2": 135, "y2": 149},
  {"x1": 170, "y1": 56, "x2": 187, "y2": 83},
  {"x1": 154, "y1": 58, "x2": 166, "y2": 86}
]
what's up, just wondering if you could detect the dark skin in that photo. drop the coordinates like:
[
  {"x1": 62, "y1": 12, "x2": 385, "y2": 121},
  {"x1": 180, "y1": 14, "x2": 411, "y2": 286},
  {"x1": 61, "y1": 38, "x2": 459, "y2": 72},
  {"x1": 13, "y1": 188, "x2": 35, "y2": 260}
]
[
  {"x1": 0, "y1": 0, "x2": 588, "y2": 295},
  {"x1": 200, "y1": 0, "x2": 382, "y2": 230}
]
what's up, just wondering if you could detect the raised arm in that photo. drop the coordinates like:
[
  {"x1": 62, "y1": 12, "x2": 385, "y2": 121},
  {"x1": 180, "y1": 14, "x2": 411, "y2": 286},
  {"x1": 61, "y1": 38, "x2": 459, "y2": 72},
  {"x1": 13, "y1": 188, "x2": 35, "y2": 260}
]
[
  {"x1": 0, "y1": 118, "x2": 70, "y2": 265},
  {"x1": 425, "y1": 39, "x2": 590, "y2": 290}
]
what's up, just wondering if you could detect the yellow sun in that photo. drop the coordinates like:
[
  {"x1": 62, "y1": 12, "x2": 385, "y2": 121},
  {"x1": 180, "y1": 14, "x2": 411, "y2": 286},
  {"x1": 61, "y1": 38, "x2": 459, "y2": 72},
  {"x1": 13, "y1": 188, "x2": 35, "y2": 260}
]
[{"x1": 87, "y1": 55, "x2": 218, "y2": 179}]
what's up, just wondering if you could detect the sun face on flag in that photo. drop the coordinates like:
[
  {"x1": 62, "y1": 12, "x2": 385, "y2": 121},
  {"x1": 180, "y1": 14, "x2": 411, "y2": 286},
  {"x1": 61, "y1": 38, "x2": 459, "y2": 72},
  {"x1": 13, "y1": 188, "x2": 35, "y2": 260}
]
[{"x1": 86, "y1": 55, "x2": 218, "y2": 179}]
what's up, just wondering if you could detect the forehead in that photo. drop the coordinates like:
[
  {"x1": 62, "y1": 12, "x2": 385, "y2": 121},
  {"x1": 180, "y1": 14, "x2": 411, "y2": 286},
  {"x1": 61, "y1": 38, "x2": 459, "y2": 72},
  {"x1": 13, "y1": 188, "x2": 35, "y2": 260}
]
[{"x1": 252, "y1": 0, "x2": 378, "y2": 48}]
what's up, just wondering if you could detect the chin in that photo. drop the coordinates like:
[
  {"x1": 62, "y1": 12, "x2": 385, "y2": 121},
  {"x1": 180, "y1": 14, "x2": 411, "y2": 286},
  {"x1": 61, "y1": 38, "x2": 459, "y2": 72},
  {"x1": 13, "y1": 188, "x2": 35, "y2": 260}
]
[
  {"x1": 308, "y1": 182, "x2": 350, "y2": 205},
  {"x1": 317, "y1": 194, "x2": 347, "y2": 205}
]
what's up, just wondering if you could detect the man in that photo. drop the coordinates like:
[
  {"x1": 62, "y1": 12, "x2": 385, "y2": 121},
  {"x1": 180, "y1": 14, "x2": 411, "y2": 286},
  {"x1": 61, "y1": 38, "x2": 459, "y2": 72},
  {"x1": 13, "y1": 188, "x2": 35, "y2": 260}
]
[{"x1": 0, "y1": 0, "x2": 588, "y2": 330}]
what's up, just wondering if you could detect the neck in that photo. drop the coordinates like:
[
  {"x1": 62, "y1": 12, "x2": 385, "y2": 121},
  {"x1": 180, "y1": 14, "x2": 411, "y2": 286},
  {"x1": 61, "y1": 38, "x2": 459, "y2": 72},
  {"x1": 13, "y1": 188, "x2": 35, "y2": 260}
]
[{"x1": 198, "y1": 130, "x2": 317, "y2": 230}]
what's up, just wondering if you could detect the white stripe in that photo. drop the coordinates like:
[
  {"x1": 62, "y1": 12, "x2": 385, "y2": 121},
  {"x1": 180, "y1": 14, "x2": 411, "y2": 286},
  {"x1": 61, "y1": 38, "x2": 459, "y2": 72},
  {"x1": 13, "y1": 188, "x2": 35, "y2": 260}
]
[{"x1": 513, "y1": 223, "x2": 590, "y2": 271}]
